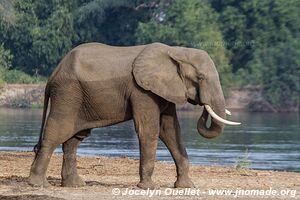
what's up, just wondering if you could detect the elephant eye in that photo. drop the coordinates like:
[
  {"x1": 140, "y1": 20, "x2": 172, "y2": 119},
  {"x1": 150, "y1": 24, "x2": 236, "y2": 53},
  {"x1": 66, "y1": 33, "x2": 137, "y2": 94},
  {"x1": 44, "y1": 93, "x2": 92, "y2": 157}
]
[{"x1": 197, "y1": 74, "x2": 205, "y2": 81}]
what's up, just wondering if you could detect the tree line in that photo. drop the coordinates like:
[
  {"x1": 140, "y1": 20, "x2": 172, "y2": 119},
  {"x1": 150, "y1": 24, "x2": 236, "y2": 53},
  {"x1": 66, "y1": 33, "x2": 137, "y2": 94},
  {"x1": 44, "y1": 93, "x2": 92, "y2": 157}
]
[{"x1": 0, "y1": 0, "x2": 299, "y2": 110}]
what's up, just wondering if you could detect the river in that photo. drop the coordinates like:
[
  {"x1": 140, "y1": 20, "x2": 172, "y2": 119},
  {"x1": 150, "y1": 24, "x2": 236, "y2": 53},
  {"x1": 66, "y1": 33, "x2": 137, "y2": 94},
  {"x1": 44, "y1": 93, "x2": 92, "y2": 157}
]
[{"x1": 0, "y1": 108, "x2": 299, "y2": 171}]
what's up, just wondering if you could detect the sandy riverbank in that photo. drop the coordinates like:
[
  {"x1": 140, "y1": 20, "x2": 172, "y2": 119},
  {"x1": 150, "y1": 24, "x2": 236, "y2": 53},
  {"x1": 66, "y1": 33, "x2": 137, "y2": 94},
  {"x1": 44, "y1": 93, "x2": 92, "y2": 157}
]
[{"x1": 0, "y1": 152, "x2": 299, "y2": 200}]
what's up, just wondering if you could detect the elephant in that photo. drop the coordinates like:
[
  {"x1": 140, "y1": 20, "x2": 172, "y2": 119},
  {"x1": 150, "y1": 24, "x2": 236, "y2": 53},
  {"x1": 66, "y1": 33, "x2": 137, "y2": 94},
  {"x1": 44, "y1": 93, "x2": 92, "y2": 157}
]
[{"x1": 28, "y1": 42, "x2": 240, "y2": 189}]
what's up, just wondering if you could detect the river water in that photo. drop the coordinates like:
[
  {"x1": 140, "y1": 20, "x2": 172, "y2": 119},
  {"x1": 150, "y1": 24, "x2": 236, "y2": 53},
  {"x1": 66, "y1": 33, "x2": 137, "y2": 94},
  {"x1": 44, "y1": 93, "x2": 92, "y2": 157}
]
[{"x1": 0, "y1": 108, "x2": 299, "y2": 171}]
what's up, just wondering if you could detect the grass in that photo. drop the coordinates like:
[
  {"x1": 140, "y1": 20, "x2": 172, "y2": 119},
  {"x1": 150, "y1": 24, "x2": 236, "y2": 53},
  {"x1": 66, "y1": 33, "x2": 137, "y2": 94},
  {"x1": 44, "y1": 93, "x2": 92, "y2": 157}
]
[{"x1": 234, "y1": 149, "x2": 252, "y2": 171}]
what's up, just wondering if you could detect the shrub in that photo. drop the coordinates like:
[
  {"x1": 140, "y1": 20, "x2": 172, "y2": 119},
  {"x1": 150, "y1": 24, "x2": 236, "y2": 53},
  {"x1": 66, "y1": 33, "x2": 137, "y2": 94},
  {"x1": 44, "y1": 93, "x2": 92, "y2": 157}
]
[
  {"x1": 1, "y1": 69, "x2": 46, "y2": 84},
  {"x1": 0, "y1": 44, "x2": 13, "y2": 84},
  {"x1": 8, "y1": 96, "x2": 32, "y2": 108}
]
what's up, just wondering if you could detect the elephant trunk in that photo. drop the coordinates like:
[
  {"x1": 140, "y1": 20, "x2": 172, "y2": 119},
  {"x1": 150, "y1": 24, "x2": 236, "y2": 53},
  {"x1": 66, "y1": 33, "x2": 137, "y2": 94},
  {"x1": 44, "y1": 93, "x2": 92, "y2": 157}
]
[{"x1": 197, "y1": 96, "x2": 226, "y2": 139}]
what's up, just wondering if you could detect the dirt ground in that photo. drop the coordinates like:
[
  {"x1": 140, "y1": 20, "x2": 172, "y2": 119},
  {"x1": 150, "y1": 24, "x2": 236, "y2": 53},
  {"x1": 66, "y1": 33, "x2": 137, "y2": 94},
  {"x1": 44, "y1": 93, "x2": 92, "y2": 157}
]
[{"x1": 0, "y1": 152, "x2": 299, "y2": 200}]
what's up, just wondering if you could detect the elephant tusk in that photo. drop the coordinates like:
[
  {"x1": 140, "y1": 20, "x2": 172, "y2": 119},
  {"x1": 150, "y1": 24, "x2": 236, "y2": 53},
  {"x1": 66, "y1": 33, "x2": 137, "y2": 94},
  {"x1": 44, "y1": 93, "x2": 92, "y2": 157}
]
[
  {"x1": 225, "y1": 109, "x2": 231, "y2": 115},
  {"x1": 205, "y1": 105, "x2": 241, "y2": 125}
]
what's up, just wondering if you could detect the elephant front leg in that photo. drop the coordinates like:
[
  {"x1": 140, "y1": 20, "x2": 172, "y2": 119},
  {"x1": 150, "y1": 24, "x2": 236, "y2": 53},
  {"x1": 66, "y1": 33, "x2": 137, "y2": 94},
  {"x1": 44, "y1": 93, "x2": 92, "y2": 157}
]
[
  {"x1": 159, "y1": 104, "x2": 194, "y2": 188},
  {"x1": 137, "y1": 132, "x2": 159, "y2": 189},
  {"x1": 132, "y1": 96, "x2": 161, "y2": 189}
]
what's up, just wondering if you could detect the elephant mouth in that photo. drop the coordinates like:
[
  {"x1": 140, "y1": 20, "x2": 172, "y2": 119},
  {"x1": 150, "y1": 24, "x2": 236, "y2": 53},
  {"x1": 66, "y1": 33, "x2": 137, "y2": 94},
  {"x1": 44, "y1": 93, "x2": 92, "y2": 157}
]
[
  {"x1": 197, "y1": 92, "x2": 240, "y2": 125},
  {"x1": 196, "y1": 104, "x2": 241, "y2": 139},
  {"x1": 195, "y1": 87, "x2": 240, "y2": 139}
]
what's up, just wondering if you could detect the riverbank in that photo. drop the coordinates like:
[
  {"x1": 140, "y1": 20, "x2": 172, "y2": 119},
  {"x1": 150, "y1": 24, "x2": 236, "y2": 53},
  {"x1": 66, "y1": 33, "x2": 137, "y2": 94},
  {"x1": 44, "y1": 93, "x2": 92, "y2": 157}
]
[
  {"x1": 0, "y1": 152, "x2": 299, "y2": 200},
  {"x1": 0, "y1": 84, "x2": 298, "y2": 112},
  {"x1": 0, "y1": 84, "x2": 44, "y2": 108}
]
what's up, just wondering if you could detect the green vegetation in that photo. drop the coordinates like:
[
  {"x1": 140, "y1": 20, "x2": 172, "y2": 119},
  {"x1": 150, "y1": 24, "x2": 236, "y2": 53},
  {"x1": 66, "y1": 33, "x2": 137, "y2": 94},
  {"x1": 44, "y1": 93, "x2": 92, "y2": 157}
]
[
  {"x1": 8, "y1": 96, "x2": 32, "y2": 108},
  {"x1": 211, "y1": 0, "x2": 300, "y2": 109},
  {"x1": 135, "y1": 0, "x2": 232, "y2": 89},
  {"x1": 0, "y1": 0, "x2": 299, "y2": 110},
  {"x1": 0, "y1": 43, "x2": 12, "y2": 84},
  {"x1": 234, "y1": 149, "x2": 251, "y2": 171}
]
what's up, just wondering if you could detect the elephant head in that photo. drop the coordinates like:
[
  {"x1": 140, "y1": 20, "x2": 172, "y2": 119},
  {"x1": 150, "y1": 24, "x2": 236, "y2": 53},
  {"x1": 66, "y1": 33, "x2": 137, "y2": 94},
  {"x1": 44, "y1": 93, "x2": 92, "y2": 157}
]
[{"x1": 133, "y1": 43, "x2": 240, "y2": 139}]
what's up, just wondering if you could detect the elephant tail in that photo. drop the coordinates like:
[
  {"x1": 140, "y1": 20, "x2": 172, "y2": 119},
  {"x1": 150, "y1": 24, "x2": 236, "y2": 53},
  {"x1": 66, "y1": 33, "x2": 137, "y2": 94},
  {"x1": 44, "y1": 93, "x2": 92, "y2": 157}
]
[{"x1": 33, "y1": 83, "x2": 50, "y2": 154}]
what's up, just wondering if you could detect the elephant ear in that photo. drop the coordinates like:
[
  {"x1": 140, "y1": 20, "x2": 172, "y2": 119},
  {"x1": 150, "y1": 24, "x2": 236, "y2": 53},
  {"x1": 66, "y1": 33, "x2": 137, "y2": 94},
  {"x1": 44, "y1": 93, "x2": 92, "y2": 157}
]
[{"x1": 133, "y1": 43, "x2": 187, "y2": 104}]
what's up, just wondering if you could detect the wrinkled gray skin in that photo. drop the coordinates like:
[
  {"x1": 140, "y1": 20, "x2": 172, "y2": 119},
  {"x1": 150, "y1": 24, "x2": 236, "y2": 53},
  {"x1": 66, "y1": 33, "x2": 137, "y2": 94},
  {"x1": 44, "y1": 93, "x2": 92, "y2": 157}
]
[{"x1": 29, "y1": 43, "x2": 226, "y2": 189}]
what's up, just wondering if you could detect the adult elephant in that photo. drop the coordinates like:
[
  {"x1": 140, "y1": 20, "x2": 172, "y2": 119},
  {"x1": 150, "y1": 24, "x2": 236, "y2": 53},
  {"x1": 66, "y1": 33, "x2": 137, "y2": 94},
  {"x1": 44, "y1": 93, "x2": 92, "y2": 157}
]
[{"x1": 29, "y1": 42, "x2": 240, "y2": 189}]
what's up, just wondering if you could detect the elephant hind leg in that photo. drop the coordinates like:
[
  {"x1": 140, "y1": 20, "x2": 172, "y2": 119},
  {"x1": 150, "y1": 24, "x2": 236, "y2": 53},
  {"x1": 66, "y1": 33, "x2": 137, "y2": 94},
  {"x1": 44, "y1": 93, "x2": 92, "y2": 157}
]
[
  {"x1": 28, "y1": 115, "x2": 78, "y2": 187},
  {"x1": 61, "y1": 129, "x2": 91, "y2": 187}
]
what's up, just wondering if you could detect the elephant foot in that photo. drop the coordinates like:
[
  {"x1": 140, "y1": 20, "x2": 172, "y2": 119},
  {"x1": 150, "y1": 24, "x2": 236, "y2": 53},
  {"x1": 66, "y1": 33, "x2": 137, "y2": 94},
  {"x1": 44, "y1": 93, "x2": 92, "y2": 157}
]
[
  {"x1": 174, "y1": 176, "x2": 194, "y2": 188},
  {"x1": 28, "y1": 174, "x2": 50, "y2": 187},
  {"x1": 137, "y1": 180, "x2": 157, "y2": 189},
  {"x1": 62, "y1": 175, "x2": 86, "y2": 187}
]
